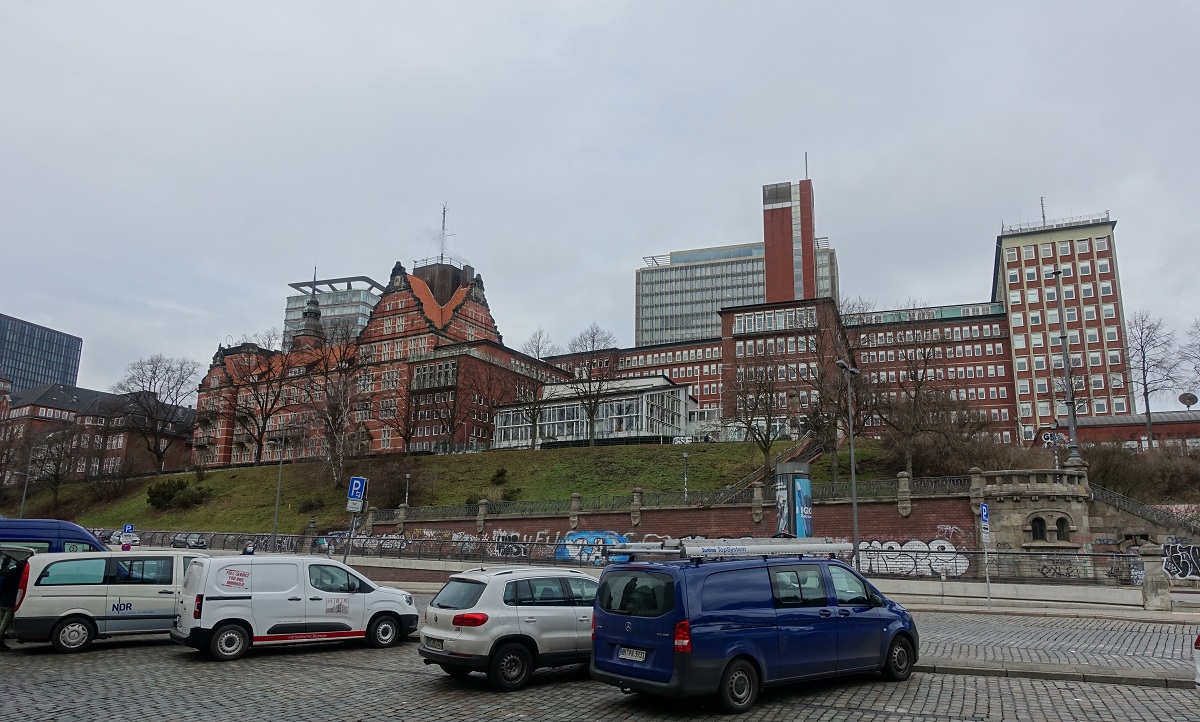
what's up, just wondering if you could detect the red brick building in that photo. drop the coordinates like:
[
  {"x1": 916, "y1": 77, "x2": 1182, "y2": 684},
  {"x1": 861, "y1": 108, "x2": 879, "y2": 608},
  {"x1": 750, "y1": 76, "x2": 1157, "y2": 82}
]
[
  {"x1": 0, "y1": 382, "x2": 194, "y2": 484},
  {"x1": 194, "y1": 259, "x2": 568, "y2": 467}
]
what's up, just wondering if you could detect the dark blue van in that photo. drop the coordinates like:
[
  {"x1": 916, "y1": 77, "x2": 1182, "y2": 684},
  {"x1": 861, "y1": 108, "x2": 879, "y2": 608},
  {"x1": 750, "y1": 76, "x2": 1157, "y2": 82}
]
[
  {"x1": 590, "y1": 539, "x2": 918, "y2": 714},
  {"x1": 0, "y1": 519, "x2": 107, "y2": 553}
]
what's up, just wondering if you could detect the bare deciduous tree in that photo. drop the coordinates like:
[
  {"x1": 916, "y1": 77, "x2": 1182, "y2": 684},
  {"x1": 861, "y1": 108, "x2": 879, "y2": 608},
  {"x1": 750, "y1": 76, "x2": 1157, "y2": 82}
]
[
  {"x1": 30, "y1": 420, "x2": 85, "y2": 510},
  {"x1": 566, "y1": 323, "x2": 618, "y2": 446},
  {"x1": 1177, "y1": 319, "x2": 1200, "y2": 397},
  {"x1": 112, "y1": 354, "x2": 201, "y2": 473},
  {"x1": 457, "y1": 355, "x2": 518, "y2": 450},
  {"x1": 220, "y1": 329, "x2": 292, "y2": 465},
  {"x1": 1126, "y1": 310, "x2": 1179, "y2": 449},
  {"x1": 726, "y1": 348, "x2": 791, "y2": 483},
  {"x1": 520, "y1": 328, "x2": 561, "y2": 360},
  {"x1": 303, "y1": 325, "x2": 371, "y2": 488}
]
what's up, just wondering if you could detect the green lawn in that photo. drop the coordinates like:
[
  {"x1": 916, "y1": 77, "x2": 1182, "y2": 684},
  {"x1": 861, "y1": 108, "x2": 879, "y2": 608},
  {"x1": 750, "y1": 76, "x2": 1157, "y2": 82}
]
[{"x1": 0, "y1": 439, "x2": 895, "y2": 533}]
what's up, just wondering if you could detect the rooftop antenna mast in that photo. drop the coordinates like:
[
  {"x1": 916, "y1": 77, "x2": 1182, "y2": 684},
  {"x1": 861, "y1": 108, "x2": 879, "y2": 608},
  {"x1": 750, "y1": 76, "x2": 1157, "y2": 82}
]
[
  {"x1": 1040, "y1": 197, "x2": 1047, "y2": 227},
  {"x1": 439, "y1": 203, "x2": 455, "y2": 264},
  {"x1": 804, "y1": 152, "x2": 808, "y2": 179}
]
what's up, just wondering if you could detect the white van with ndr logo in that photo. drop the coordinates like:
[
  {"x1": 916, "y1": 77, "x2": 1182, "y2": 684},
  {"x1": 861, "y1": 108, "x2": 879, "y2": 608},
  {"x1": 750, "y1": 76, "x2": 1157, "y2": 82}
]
[{"x1": 9, "y1": 550, "x2": 207, "y2": 652}]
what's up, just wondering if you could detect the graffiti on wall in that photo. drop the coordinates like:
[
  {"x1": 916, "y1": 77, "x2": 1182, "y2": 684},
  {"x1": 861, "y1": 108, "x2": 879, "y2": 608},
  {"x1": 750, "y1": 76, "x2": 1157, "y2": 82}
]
[
  {"x1": 857, "y1": 539, "x2": 970, "y2": 577},
  {"x1": 554, "y1": 531, "x2": 629, "y2": 565},
  {"x1": 1163, "y1": 543, "x2": 1200, "y2": 580}
]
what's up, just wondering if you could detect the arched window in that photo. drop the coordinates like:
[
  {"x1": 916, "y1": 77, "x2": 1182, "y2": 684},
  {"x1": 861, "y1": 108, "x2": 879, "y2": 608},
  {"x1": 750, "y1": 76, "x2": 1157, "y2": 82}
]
[
  {"x1": 1031, "y1": 517, "x2": 1047, "y2": 541},
  {"x1": 1056, "y1": 517, "x2": 1070, "y2": 543}
]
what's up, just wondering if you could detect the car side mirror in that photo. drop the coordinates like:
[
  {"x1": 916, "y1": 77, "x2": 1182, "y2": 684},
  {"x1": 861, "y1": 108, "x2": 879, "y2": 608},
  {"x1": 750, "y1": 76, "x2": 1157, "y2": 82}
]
[{"x1": 870, "y1": 593, "x2": 885, "y2": 607}]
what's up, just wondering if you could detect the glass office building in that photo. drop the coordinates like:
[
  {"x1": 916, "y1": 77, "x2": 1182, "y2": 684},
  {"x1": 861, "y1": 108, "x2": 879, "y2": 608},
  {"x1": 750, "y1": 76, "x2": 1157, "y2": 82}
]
[
  {"x1": 0, "y1": 314, "x2": 82, "y2": 393},
  {"x1": 283, "y1": 276, "x2": 385, "y2": 349},
  {"x1": 635, "y1": 244, "x2": 766, "y2": 346}
]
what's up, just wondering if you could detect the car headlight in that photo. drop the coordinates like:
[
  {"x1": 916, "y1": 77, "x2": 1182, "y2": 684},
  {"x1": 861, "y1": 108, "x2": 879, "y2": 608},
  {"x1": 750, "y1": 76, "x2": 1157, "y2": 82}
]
[{"x1": 402, "y1": 593, "x2": 414, "y2": 606}]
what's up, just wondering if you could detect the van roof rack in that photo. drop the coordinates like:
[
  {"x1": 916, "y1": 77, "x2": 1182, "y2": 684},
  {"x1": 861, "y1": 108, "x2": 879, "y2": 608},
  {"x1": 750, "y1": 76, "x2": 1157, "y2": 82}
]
[{"x1": 605, "y1": 537, "x2": 852, "y2": 562}]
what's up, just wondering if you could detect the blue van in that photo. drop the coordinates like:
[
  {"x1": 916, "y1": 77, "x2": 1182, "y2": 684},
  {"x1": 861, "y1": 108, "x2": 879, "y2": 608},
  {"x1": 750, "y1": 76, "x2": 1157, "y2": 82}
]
[
  {"x1": 590, "y1": 539, "x2": 918, "y2": 714},
  {"x1": 0, "y1": 519, "x2": 107, "y2": 553}
]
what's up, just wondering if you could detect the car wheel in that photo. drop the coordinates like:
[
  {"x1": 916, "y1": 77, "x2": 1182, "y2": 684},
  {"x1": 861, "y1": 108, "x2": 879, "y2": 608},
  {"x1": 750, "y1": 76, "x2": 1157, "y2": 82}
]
[
  {"x1": 881, "y1": 636, "x2": 914, "y2": 682},
  {"x1": 209, "y1": 623, "x2": 250, "y2": 661},
  {"x1": 440, "y1": 665, "x2": 471, "y2": 678},
  {"x1": 50, "y1": 617, "x2": 95, "y2": 653},
  {"x1": 366, "y1": 614, "x2": 399, "y2": 648},
  {"x1": 488, "y1": 642, "x2": 533, "y2": 692},
  {"x1": 717, "y1": 658, "x2": 758, "y2": 714}
]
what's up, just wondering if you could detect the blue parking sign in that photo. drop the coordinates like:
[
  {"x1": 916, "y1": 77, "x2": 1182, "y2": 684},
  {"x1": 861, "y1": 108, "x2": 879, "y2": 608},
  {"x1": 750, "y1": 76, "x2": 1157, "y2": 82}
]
[
  {"x1": 980, "y1": 503, "x2": 989, "y2": 524},
  {"x1": 348, "y1": 477, "x2": 368, "y2": 500},
  {"x1": 123, "y1": 523, "x2": 134, "y2": 534}
]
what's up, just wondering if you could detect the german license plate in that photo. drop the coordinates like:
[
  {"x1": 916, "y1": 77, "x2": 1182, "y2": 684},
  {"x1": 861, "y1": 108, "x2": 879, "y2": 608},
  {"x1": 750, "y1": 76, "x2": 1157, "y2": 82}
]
[
  {"x1": 618, "y1": 646, "x2": 646, "y2": 662},
  {"x1": 425, "y1": 636, "x2": 444, "y2": 651}
]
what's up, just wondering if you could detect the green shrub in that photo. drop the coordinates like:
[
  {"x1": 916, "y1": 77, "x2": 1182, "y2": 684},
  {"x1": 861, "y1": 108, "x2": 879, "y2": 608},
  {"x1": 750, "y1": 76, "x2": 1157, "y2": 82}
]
[
  {"x1": 501, "y1": 486, "x2": 521, "y2": 501},
  {"x1": 298, "y1": 497, "x2": 324, "y2": 513},
  {"x1": 490, "y1": 467, "x2": 508, "y2": 485},
  {"x1": 171, "y1": 484, "x2": 213, "y2": 509},
  {"x1": 147, "y1": 479, "x2": 190, "y2": 509}
]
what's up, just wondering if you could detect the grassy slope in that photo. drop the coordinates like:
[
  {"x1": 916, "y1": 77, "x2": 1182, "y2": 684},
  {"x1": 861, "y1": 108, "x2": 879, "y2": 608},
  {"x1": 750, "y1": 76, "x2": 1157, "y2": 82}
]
[{"x1": 0, "y1": 439, "x2": 895, "y2": 534}]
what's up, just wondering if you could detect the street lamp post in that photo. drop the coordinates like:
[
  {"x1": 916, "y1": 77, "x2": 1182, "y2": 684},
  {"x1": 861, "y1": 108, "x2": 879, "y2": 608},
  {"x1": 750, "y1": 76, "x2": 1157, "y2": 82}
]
[
  {"x1": 405, "y1": 473, "x2": 411, "y2": 506},
  {"x1": 266, "y1": 436, "x2": 287, "y2": 553},
  {"x1": 682, "y1": 451, "x2": 689, "y2": 503},
  {"x1": 835, "y1": 359, "x2": 861, "y2": 570},
  {"x1": 17, "y1": 450, "x2": 34, "y2": 519},
  {"x1": 1051, "y1": 266, "x2": 1083, "y2": 465}
]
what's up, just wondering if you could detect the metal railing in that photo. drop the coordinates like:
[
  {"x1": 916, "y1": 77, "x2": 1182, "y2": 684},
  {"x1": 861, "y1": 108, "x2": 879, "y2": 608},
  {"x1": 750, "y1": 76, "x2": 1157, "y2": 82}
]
[
  {"x1": 802, "y1": 479, "x2": 899, "y2": 501},
  {"x1": 1092, "y1": 485, "x2": 1200, "y2": 536},
  {"x1": 910, "y1": 476, "x2": 973, "y2": 496},
  {"x1": 859, "y1": 548, "x2": 1143, "y2": 587},
  {"x1": 135, "y1": 529, "x2": 1147, "y2": 586},
  {"x1": 404, "y1": 503, "x2": 480, "y2": 521},
  {"x1": 486, "y1": 498, "x2": 574, "y2": 516},
  {"x1": 579, "y1": 494, "x2": 635, "y2": 513}
]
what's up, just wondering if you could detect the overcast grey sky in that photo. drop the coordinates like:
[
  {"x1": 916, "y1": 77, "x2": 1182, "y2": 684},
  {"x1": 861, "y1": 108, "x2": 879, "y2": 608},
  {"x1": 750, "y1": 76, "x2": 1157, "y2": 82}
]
[{"x1": 3, "y1": 2, "x2": 1198, "y2": 397}]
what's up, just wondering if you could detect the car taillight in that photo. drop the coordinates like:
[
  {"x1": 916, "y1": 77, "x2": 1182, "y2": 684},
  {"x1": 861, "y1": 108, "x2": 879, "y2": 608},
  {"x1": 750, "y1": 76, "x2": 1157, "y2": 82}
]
[
  {"x1": 452, "y1": 612, "x2": 489, "y2": 627},
  {"x1": 193, "y1": 594, "x2": 204, "y2": 619},
  {"x1": 12, "y1": 563, "x2": 29, "y2": 612},
  {"x1": 1194, "y1": 634, "x2": 1200, "y2": 651},
  {"x1": 673, "y1": 619, "x2": 692, "y2": 653},
  {"x1": 591, "y1": 615, "x2": 596, "y2": 641}
]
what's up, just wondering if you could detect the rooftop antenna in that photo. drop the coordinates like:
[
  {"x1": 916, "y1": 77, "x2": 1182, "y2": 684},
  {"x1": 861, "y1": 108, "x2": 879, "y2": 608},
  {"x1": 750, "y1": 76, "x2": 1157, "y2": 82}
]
[
  {"x1": 1040, "y1": 197, "x2": 1047, "y2": 227},
  {"x1": 804, "y1": 152, "x2": 809, "y2": 179},
  {"x1": 439, "y1": 203, "x2": 455, "y2": 263}
]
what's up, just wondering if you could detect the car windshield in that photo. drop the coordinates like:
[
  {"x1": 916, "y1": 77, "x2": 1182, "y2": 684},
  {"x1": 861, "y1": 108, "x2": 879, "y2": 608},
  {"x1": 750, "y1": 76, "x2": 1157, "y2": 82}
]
[
  {"x1": 597, "y1": 570, "x2": 675, "y2": 617},
  {"x1": 430, "y1": 579, "x2": 487, "y2": 609}
]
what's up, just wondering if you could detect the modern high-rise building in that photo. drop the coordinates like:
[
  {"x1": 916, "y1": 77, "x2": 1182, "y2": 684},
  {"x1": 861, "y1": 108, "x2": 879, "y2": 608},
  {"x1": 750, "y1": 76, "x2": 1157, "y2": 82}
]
[
  {"x1": 992, "y1": 213, "x2": 1130, "y2": 440},
  {"x1": 283, "y1": 276, "x2": 385, "y2": 350},
  {"x1": 763, "y1": 179, "x2": 833, "y2": 303},
  {"x1": 0, "y1": 314, "x2": 82, "y2": 394},
  {"x1": 635, "y1": 244, "x2": 766, "y2": 346},
  {"x1": 634, "y1": 179, "x2": 839, "y2": 347}
]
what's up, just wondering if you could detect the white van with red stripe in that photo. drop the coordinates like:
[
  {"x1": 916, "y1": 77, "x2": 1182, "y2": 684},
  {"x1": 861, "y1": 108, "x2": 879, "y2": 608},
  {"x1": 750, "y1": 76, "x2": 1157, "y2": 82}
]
[{"x1": 170, "y1": 554, "x2": 418, "y2": 661}]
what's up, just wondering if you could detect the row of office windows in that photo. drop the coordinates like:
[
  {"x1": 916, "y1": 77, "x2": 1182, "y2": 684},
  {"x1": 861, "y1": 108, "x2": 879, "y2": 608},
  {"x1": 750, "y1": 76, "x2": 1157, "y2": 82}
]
[
  {"x1": 1011, "y1": 304, "x2": 1118, "y2": 328},
  {"x1": 1007, "y1": 281, "x2": 1114, "y2": 306},
  {"x1": 1019, "y1": 396, "x2": 1128, "y2": 421},
  {"x1": 1013, "y1": 350, "x2": 1122, "y2": 373},
  {"x1": 1005, "y1": 258, "x2": 1112, "y2": 285},
  {"x1": 858, "y1": 323, "x2": 1003, "y2": 347},
  {"x1": 1003, "y1": 236, "x2": 1111, "y2": 263}
]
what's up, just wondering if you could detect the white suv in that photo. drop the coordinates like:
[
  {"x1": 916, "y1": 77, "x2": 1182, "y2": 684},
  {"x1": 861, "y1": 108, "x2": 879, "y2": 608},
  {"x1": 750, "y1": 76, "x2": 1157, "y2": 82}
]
[{"x1": 418, "y1": 566, "x2": 598, "y2": 691}]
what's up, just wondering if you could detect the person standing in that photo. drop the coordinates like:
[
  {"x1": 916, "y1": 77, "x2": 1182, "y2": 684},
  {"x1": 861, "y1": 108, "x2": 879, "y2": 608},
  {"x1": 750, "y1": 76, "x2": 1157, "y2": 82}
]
[{"x1": 0, "y1": 555, "x2": 27, "y2": 651}]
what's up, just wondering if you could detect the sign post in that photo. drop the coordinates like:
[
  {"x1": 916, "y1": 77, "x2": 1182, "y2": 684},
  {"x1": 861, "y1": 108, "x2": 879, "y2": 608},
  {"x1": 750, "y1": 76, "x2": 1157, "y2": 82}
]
[
  {"x1": 343, "y1": 476, "x2": 368, "y2": 563},
  {"x1": 980, "y1": 502, "x2": 992, "y2": 610}
]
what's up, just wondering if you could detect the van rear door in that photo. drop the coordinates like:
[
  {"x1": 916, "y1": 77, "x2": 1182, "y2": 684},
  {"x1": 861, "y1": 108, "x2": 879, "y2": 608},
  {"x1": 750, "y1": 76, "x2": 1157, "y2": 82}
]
[{"x1": 593, "y1": 568, "x2": 679, "y2": 683}]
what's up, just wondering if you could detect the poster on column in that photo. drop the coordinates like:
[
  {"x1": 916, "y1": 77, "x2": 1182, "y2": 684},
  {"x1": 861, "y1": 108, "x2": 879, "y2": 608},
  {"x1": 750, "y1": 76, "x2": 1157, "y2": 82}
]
[{"x1": 792, "y1": 475, "x2": 813, "y2": 539}]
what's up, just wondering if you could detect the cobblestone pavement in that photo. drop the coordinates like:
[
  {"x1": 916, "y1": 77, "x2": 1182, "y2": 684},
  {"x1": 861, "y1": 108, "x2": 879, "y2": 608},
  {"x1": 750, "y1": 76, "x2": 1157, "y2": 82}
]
[
  {"x1": 0, "y1": 634, "x2": 1197, "y2": 722},
  {"x1": 914, "y1": 611, "x2": 1200, "y2": 673}
]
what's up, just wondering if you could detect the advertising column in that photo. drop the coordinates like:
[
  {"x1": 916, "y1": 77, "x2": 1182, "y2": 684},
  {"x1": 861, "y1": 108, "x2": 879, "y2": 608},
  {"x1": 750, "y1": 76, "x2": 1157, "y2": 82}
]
[{"x1": 775, "y1": 462, "x2": 813, "y2": 538}]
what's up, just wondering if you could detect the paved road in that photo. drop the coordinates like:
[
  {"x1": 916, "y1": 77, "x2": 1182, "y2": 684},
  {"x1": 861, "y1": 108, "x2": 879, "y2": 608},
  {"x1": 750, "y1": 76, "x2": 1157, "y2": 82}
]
[{"x1": 2, "y1": 601, "x2": 1198, "y2": 721}]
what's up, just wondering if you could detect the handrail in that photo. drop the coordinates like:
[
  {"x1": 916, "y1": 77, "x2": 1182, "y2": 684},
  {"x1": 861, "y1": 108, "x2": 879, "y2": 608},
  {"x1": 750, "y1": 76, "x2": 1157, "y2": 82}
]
[{"x1": 1091, "y1": 485, "x2": 1200, "y2": 536}]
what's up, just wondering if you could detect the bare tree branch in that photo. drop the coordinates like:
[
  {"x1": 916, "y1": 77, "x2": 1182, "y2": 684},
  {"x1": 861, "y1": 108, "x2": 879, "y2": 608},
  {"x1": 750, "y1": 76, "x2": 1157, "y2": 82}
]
[{"x1": 1126, "y1": 310, "x2": 1179, "y2": 449}]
